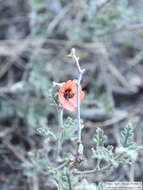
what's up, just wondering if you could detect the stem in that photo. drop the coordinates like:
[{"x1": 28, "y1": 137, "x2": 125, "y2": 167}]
[
  {"x1": 31, "y1": 175, "x2": 39, "y2": 190},
  {"x1": 77, "y1": 74, "x2": 82, "y2": 144},
  {"x1": 73, "y1": 163, "x2": 111, "y2": 175},
  {"x1": 66, "y1": 172, "x2": 73, "y2": 190},
  {"x1": 69, "y1": 48, "x2": 85, "y2": 155},
  {"x1": 96, "y1": 159, "x2": 101, "y2": 170},
  {"x1": 129, "y1": 161, "x2": 135, "y2": 181},
  {"x1": 57, "y1": 108, "x2": 64, "y2": 158}
]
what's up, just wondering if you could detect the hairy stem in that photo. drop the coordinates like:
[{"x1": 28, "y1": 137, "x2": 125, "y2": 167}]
[
  {"x1": 57, "y1": 108, "x2": 64, "y2": 158},
  {"x1": 77, "y1": 74, "x2": 82, "y2": 144},
  {"x1": 66, "y1": 172, "x2": 73, "y2": 190},
  {"x1": 69, "y1": 48, "x2": 85, "y2": 155}
]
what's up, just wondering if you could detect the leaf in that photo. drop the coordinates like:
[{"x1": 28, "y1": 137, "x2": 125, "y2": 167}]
[
  {"x1": 22, "y1": 162, "x2": 38, "y2": 177},
  {"x1": 93, "y1": 128, "x2": 107, "y2": 147},
  {"x1": 97, "y1": 183, "x2": 105, "y2": 190},
  {"x1": 63, "y1": 117, "x2": 77, "y2": 141},
  {"x1": 120, "y1": 123, "x2": 134, "y2": 147},
  {"x1": 49, "y1": 168, "x2": 73, "y2": 190},
  {"x1": 92, "y1": 146, "x2": 118, "y2": 167},
  {"x1": 116, "y1": 123, "x2": 141, "y2": 162},
  {"x1": 75, "y1": 179, "x2": 97, "y2": 190},
  {"x1": 36, "y1": 127, "x2": 56, "y2": 139}
]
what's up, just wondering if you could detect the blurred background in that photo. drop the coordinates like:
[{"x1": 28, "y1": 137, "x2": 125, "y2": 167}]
[{"x1": 0, "y1": 0, "x2": 143, "y2": 189}]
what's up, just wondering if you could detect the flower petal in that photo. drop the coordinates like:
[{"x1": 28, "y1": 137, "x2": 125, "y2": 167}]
[{"x1": 58, "y1": 80, "x2": 84, "y2": 111}]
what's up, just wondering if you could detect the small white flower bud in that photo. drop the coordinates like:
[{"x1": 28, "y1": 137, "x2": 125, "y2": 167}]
[{"x1": 78, "y1": 143, "x2": 84, "y2": 155}]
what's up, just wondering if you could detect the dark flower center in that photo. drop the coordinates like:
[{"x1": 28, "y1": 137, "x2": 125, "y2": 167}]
[{"x1": 64, "y1": 89, "x2": 74, "y2": 99}]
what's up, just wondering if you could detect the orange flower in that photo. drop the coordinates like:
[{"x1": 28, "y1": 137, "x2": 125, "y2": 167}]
[{"x1": 58, "y1": 80, "x2": 84, "y2": 111}]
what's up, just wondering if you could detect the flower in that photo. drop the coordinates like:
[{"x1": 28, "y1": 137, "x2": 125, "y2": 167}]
[{"x1": 58, "y1": 80, "x2": 84, "y2": 111}]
